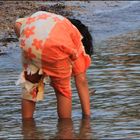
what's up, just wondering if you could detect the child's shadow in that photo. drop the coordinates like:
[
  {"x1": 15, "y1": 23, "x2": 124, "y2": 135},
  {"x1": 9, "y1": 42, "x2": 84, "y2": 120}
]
[{"x1": 22, "y1": 118, "x2": 93, "y2": 139}]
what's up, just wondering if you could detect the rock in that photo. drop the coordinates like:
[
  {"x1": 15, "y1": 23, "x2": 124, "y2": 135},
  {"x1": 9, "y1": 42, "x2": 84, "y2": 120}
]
[{"x1": 0, "y1": 37, "x2": 18, "y2": 43}]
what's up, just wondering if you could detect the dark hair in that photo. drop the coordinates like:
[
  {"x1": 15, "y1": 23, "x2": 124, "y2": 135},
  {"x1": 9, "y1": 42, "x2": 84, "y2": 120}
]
[{"x1": 68, "y1": 18, "x2": 93, "y2": 57}]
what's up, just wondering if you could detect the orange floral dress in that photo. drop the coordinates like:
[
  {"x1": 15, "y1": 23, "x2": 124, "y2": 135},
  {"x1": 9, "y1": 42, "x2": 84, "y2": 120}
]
[{"x1": 16, "y1": 11, "x2": 91, "y2": 101}]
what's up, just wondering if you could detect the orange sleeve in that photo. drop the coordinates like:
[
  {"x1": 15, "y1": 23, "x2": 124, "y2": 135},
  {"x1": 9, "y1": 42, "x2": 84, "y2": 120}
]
[
  {"x1": 72, "y1": 52, "x2": 91, "y2": 76},
  {"x1": 64, "y1": 19, "x2": 85, "y2": 61},
  {"x1": 64, "y1": 20, "x2": 91, "y2": 75}
]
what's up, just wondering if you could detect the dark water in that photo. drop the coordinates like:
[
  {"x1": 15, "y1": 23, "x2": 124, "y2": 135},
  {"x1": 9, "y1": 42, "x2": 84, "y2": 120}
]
[{"x1": 0, "y1": 1, "x2": 140, "y2": 139}]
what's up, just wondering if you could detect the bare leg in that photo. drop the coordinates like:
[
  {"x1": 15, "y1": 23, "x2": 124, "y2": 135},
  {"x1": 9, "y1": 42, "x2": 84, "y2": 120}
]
[
  {"x1": 74, "y1": 72, "x2": 90, "y2": 118},
  {"x1": 55, "y1": 91, "x2": 72, "y2": 118},
  {"x1": 21, "y1": 99, "x2": 36, "y2": 119},
  {"x1": 50, "y1": 75, "x2": 72, "y2": 119}
]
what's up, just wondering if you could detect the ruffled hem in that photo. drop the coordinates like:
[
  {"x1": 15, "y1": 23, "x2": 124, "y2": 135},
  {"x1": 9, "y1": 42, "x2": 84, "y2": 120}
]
[{"x1": 15, "y1": 64, "x2": 45, "y2": 102}]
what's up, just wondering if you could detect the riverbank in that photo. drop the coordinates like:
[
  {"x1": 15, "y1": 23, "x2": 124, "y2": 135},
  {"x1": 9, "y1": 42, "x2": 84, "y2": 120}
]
[
  {"x1": 0, "y1": 1, "x2": 138, "y2": 39},
  {"x1": 0, "y1": 1, "x2": 140, "y2": 49},
  {"x1": 0, "y1": 1, "x2": 73, "y2": 44}
]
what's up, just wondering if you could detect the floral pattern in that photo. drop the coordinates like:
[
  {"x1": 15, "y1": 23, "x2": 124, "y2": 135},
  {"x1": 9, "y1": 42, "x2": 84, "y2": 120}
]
[
  {"x1": 32, "y1": 38, "x2": 43, "y2": 50},
  {"x1": 16, "y1": 11, "x2": 89, "y2": 102},
  {"x1": 23, "y1": 26, "x2": 35, "y2": 38}
]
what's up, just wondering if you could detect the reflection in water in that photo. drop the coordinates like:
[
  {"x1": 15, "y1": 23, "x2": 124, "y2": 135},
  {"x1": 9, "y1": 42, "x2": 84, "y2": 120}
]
[
  {"x1": 77, "y1": 119, "x2": 92, "y2": 139},
  {"x1": 53, "y1": 119, "x2": 75, "y2": 139},
  {"x1": 22, "y1": 118, "x2": 92, "y2": 139},
  {"x1": 22, "y1": 119, "x2": 45, "y2": 139}
]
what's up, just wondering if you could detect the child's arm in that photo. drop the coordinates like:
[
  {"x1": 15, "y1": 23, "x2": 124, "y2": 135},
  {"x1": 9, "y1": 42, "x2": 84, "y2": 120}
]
[{"x1": 74, "y1": 72, "x2": 90, "y2": 118}]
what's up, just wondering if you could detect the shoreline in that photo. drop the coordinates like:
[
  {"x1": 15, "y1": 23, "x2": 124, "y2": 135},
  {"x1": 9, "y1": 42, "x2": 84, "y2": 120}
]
[
  {"x1": 0, "y1": 1, "x2": 140, "y2": 50},
  {"x1": 0, "y1": 1, "x2": 137, "y2": 35},
  {"x1": 0, "y1": 1, "x2": 73, "y2": 39}
]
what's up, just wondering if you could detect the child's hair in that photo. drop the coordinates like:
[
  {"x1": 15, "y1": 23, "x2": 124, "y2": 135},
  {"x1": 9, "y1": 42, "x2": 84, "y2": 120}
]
[{"x1": 68, "y1": 18, "x2": 93, "y2": 57}]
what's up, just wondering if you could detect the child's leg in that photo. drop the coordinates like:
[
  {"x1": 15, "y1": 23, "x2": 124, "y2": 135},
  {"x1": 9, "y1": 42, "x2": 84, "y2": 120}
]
[
  {"x1": 21, "y1": 70, "x2": 42, "y2": 119},
  {"x1": 50, "y1": 76, "x2": 72, "y2": 118},
  {"x1": 55, "y1": 90, "x2": 72, "y2": 118},
  {"x1": 22, "y1": 99, "x2": 36, "y2": 119}
]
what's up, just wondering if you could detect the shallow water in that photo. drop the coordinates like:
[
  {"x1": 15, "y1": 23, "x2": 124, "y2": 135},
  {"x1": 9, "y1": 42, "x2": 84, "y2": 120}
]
[
  {"x1": 66, "y1": 1, "x2": 140, "y2": 42},
  {"x1": 0, "y1": 1, "x2": 140, "y2": 139}
]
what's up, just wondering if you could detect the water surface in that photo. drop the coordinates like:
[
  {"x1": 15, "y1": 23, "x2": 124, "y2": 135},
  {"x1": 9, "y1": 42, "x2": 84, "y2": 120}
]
[{"x1": 0, "y1": 1, "x2": 140, "y2": 139}]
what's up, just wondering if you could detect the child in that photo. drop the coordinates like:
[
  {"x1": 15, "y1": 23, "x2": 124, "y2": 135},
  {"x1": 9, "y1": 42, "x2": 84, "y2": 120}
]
[{"x1": 14, "y1": 11, "x2": 93, "y2": 119}]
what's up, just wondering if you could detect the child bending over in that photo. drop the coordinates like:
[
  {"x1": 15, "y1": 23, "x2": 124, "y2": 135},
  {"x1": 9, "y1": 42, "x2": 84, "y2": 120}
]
[{"x1": 14, "y1": 11, "x2": 93, "y2": 119}]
